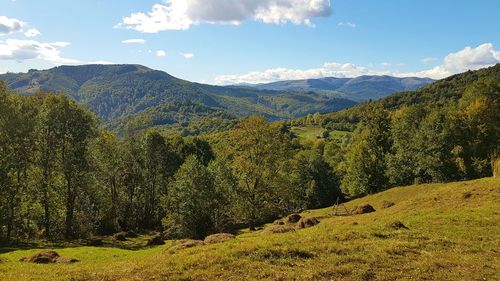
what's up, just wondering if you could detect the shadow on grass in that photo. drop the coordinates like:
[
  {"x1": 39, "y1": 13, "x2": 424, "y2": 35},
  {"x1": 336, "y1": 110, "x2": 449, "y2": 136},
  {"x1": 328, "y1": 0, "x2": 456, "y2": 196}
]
[{"x1": 0, "y1": 235, "x2": 158, "y2": 254}]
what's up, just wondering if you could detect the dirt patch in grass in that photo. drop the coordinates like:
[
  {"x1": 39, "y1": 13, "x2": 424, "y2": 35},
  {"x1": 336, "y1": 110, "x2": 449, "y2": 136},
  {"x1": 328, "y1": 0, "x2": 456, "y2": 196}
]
[
  {"x1": 263, "y1": 225, "x2": 295, "y2": 234},
  {"x1": 297, "y1": 217, "x2": 320, "y2": 229},
  {"x1": 352, "y1": 204, "x2": 376, "y2": 214},
  {"x1": 387, "y1": 220, "x2": 409, "y2": 230},
  {"x1": 462, "y1": 191, "x2": 473, "y2": 199},
  {"x1": 204, "y1": 233, "x2": 235, "y2": 244},
  {"x1": 381, "y1": 200, "x2": 395, "y2": 208},
  {"x1": 20, "y1": 250, "x2": 79, "y2": 264}
]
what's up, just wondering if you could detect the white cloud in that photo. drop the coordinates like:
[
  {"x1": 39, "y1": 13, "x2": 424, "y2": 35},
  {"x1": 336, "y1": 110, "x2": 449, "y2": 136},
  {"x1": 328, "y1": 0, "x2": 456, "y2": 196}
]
[
  {"x1": 0, "y1": 39, "x2": 78, "y2": 64},
  {"x1": 122, "y1": 38, "x2": 146, "y2": 44},
  {"x1": 410, "y1": 43, "x2": 500, "y2": 79},
  {"x1": 23, "y1": 28, "x2": 41, "y2": 37},
  {"x1": 337, "y1": 21, "x2": 356, "y2": 28},
  {"x1": 0, "y1": 16, "x2": 24, "y2": 35},
  {"x1": 181, "y1": 52, "x2": 194, "y2": 59},
  {"x1": 214, "y1": 43, "x2": 500, "y2": 84},
  {"x1": 117, "y1": 0, "x2": 332, "y2": 33},
  {"x1": 156, "y1": 50, "x2": 166, "y2": 57}
]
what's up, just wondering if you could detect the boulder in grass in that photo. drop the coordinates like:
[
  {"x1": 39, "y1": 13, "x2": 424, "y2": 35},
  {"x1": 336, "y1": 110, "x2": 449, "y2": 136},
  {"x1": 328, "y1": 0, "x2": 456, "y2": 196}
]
[
  {"x1": 352, "y1": 204, "x2": 376, "y2": 214},
  {"x1": 147, "y1": 234, "x2": 165, "y2": 246},
  {"x1": 204, "y1": 233, "x2": 235, "y2": 244},
  {"x1": 287, "y1": 213, "x2": 302, "y2": 223},
  {"x1": 297, "y1": 217, "x2": 320, "y2": 229}
]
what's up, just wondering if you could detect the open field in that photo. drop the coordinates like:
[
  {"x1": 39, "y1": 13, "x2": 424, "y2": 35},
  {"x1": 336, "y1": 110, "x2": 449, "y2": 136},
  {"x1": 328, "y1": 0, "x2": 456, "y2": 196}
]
[
  {"x1": 291, "y1": 126, "x2": 350, "y2": 145},
  {"x1": 0, "y1": 177, "x2": 499, "y2": 281}
]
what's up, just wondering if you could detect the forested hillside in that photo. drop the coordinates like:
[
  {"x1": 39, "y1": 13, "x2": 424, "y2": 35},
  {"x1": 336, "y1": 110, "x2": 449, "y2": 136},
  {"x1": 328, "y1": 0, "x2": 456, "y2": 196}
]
[
  {"x1": 0, "y1": 65, "x2": 356, "y2": 134},
  {"x1": 252, "y1": 75, "x2": 434, "y2": 101},
  {"x1": 0, "y1": 65, "x2": 498, "y2": 243}
]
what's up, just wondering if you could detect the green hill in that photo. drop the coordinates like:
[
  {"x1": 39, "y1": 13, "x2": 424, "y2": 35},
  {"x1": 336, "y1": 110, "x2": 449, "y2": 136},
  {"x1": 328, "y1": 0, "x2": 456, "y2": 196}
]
[
  {"x1": 0, "y1": 177, "x2": 498, "y2": 280},
  {"x1": 253, "y1": 75, "x2": 434, "y2": 101},
  {"x1": 0, "y1": 65, "x2": 356, "y2": 133}
]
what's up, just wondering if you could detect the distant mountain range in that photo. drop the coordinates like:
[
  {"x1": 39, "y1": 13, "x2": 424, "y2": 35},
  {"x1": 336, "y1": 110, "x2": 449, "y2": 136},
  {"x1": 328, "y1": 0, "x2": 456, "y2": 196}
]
[
  {"x1": 250, "y1": 76, "x2": 435, "y2": 101},
  {"x1": 0, "y1": 64, "x2": 432, "y2": 133}
]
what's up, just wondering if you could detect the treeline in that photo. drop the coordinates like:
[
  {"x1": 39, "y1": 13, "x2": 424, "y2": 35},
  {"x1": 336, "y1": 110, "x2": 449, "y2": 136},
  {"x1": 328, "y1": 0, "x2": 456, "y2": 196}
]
[
  {"x1": 1, "y1": 65, "x2": 498, "y2": 242},
  {"x1": 0, "y1": 81, "x2": 340, "y2": 241},
  {"x1": 337, "y1": 76, "x2": 499, "y2": 196}
]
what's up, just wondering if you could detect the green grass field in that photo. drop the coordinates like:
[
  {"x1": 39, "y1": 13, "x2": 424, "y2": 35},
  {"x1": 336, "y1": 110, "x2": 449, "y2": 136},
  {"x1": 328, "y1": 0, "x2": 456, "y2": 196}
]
[
  {"x1": 291, "y1": 126, "x2": 350, "y2": 145},
  {"x1": 1, "y1": 178, "x2": 499, "y2": 281}
]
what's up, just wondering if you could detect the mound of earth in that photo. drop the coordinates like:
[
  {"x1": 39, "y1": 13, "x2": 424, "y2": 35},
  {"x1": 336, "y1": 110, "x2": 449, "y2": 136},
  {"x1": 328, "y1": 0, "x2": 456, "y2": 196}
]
[
  {"x1": 169, "y1": 240, "x2": 205, "y2": 251},
  {"x1": 263, "y1": 225, "x2": 295, "y2": 234},
  {"x1": 352, "y1": 204, "x2": 376, "y2": 214},
  {"x1": 287, "y1": 213, "x2": 302, "y2": 223},
  {"x1": 204, "y1": 233, "x2": 235, "y2": 244},
  {"x1": 20, "y1": 250, "x2": 79, "y2": 264},
  {"x1": 273, "y1": 219, "x2": 285, "y2": 225},
  {"x1": 297, "y1": 217, "x2": 320, "y2": 229}
]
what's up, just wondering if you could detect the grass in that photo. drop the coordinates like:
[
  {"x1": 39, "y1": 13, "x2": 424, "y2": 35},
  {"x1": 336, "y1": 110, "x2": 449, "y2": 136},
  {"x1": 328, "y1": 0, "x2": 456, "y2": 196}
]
[
  {"x1": 291, "y1": 126, "x2": 350, "y2": 145},
  {"x1": 0, "y1": 177, "x2": 499, "y2": 280}
]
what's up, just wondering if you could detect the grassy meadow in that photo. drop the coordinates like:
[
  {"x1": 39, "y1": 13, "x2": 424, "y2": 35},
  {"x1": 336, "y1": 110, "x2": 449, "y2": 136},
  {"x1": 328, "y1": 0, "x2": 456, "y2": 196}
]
[{"x1": 0, "y1": 177, "x2": 498, "y2": 281}]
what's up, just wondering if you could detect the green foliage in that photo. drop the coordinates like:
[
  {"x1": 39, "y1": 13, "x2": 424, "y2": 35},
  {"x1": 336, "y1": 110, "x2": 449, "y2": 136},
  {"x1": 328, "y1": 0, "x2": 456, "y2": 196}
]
[{"x1": 162, "y1": 156, "x2": 217, "y2": 239}]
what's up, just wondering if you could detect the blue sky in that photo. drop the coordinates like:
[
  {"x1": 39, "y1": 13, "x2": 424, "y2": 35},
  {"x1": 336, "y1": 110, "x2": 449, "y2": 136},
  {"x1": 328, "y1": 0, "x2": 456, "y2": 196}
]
[{"x1": 1, "y1": 0, "x2": 499, "y2": 84}]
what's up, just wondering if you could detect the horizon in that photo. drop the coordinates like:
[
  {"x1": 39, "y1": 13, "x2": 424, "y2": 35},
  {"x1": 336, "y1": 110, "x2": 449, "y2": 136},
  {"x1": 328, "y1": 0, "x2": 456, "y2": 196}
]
[{"x1": 1, "y1": 0, "x2": 499, "y2": 85}]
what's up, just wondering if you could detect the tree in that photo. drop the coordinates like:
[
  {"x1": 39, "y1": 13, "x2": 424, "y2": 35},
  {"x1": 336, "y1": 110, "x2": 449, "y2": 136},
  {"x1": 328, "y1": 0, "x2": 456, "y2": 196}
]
[
  {"x1": 340, "y1": 107, "x2": 391, "y2": 197},
  {"x1": 292, "y1": 150, "x2": 341, "y2": 209},
  {"x1": 162, "y1": 156, "x2": 216, "y2": 239},
  {"x1": 227, "y1": 116, "x2": 294, "y2": 229}
]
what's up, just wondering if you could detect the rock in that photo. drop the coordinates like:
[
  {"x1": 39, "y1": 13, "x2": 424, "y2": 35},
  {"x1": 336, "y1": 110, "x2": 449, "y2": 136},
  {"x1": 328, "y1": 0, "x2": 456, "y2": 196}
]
[
  {"x1": 273, "y1": 219, "x2": 285, "y2": 225},
  {"x1": 114, "y1": 232, "x2": 127, "y2": 241},
  {"x1": 125, "y1": 230, "x2": 138, "y2": 238}
]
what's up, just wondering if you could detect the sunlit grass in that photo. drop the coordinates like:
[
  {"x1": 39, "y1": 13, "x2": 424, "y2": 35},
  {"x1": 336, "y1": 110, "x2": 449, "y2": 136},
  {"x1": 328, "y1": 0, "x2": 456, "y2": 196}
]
[{"x1": 1, "y1": 177, "x2": 498, "y2": 280}]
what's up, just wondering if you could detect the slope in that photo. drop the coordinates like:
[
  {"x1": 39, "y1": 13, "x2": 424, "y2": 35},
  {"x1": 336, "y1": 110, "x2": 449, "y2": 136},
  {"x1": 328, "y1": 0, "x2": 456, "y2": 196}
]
[
  {"x1": 0, "y1": 65, "x2": 356, "y2": 133},
  {"x1": 0, "y1": 177, "x2": 498, "y2": 280}
]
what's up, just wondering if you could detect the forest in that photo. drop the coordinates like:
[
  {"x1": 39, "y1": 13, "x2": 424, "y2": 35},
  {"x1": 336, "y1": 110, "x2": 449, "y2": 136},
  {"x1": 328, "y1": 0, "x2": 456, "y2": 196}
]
[{"x1": 0, "y1": 64, "x2": 499, "y2": 242}]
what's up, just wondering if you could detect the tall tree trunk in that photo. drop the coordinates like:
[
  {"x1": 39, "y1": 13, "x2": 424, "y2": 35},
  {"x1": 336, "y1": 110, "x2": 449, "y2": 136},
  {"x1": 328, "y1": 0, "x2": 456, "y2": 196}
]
[{"x1": 64, "y1": 176, "x2": 75, "y2": 240}]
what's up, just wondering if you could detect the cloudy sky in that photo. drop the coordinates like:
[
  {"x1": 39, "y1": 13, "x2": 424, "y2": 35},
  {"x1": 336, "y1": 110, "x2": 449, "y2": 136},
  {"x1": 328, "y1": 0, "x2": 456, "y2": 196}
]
[{"x1": 1, "y1": 0, "x2": 499, "y2": 84}]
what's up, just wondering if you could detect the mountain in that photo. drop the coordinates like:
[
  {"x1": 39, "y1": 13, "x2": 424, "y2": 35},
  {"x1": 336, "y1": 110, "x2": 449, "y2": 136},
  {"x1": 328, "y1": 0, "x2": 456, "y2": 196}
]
[
  {"x1": 252, "y1": 75, "x2": 435, "y2": 101},
  {"x1": 0, "y1": 64, "x2": 356, "y2": 133},
  {"x1": 295, "y1": 64, "x2": 500, "y2": 132}
]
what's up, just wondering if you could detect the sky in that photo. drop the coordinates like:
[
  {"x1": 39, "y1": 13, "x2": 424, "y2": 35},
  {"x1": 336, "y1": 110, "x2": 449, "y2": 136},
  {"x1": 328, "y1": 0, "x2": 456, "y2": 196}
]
[{"x1": 1, "y1": 0, "x2": 499, "y2": 85}]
